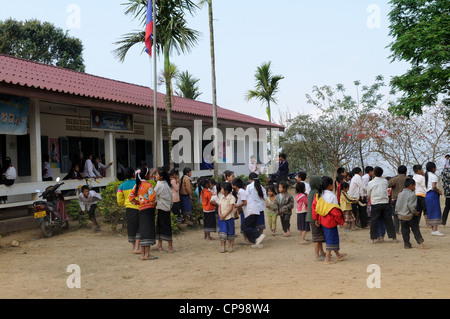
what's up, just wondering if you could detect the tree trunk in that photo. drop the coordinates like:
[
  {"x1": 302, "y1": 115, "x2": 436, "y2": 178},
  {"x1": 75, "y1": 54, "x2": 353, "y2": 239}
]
[
  {"x1": 164, "y1": 45, "x2": 173, "y2": 167},
  {"x1": 208, "y1": 0, "x2": 218, "y2": 180}
]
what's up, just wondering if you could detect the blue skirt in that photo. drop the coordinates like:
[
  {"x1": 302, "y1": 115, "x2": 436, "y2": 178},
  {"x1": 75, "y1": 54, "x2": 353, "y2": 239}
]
[
  {"x1": 322, "y1": 226, "x2": 340, "y2": 251},
  {"x1": 180, "y1": 195, "x2": 192, "y2": 216},
  {"x1": 256, "y1": 211, "x2": 266, "y2": 230},
  {"x1": 426, "y1": 190, "x2": 442, "y2": 226}
]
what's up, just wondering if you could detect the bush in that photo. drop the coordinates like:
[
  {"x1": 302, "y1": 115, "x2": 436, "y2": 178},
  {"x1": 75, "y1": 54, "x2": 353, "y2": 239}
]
[
  {"x1": 66, "y1": 198, "x2": 89, "y2": 228},
  {"x1": 98, "y1": 180, "x2": 127, "y2": 233}
]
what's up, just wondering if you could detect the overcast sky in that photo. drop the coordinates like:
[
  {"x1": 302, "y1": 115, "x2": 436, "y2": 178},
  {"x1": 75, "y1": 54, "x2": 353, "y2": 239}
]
[{"x1": 1, "y1": 0, "x2": 410, "y2": 123}]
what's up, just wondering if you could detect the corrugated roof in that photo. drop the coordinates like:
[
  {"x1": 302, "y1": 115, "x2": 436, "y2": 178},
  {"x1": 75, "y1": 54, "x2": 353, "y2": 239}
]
[{"x1": 0, "y1": 54, "x2": 284, "y2": 129}]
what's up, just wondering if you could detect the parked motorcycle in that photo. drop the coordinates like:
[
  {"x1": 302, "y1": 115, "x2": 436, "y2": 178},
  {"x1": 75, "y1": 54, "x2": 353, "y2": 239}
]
[
  {"x1": 33, "y1": 177, "x2": 69, "y2": 238},
  {"x1": 268, "y1": 172, "x2": 298, "y2": 189}
]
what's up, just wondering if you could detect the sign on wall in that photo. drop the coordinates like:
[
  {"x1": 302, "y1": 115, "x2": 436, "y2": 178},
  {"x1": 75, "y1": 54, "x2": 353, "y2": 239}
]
[
  {"x1": 91, "y1": 109, "x2": 134, "y2": 132},
  {"x1": 0, "y1": 94, "x2": 29, "y2": 135}
]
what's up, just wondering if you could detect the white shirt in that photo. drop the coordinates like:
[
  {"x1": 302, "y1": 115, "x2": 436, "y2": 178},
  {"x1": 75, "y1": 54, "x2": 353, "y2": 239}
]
[
  {"x1": 42, "y1": 161, "x2": 52, "y2": 179},
  {"x1": 246, "y1": 181, "x2": 267, "y2": 213},
  {"x1": 4, "y1": 165, "x2": 16, "y2": 180},
  {"x1": 299, "y1": 181, "x2": 311, "y2": 195},
  {"x1": 348, "y1": 174, "x2": 366, "y2": 198},
  {"x1": 413, "y1": 174, "x2": 426, "y2": 196},
  {"x1": 443, "y1": 158, "x2": 450, "y2": 169},
  {"x1": 78, "y1": 190, "x2": 101, "y2": 211},
  {"x1": 367, "y1": 177, "x2": 390, "y2": 205},
  {"x1": 237, "y1": 188, "x2": 258, "y2": 218},
  {"x1": 321, "y1": 190, "x2": 338, "y2": 204},
  {"x1": 426, "y1": 172, "x2": 439, "y2": 192},
  {"x1": 82, "y1": 159, "x2": 96, "y2": 178},
  {"x1": 361, "y1": 174, "x2": 371, "y2": 197}
]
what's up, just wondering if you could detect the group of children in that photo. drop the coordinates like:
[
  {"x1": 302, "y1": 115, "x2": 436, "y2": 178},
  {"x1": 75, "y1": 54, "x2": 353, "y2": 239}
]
[{"x1": 77, "y1": 160, "x2": 444, "y2": 264}]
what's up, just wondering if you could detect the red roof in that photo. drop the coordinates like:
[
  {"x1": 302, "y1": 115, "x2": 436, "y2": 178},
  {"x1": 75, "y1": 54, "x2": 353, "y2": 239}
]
[{"x1": 0, "y1": 54, "x2": 284, "y2": 129}]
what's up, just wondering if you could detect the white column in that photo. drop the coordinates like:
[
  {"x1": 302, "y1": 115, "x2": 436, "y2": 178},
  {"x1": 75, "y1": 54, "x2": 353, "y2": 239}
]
[
  {"x1": 104, "y1": 131, "x2": 116, "y2": 178},
  {"x1": 29, "y1": 99, "x2": 42, "y2": 199}
]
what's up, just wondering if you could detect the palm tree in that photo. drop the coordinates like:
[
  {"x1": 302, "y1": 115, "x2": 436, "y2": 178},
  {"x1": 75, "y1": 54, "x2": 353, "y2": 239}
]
[
  {"x1": 199, "y1": 0, "x2": 218, "y2": 179},
  {"x1": 245, "y1": 61, "x2": 284, "y2": 172},
  {"x1": 245, "y1": 61, "x2": 284, "y2": 124},
  {"x1": 175, "y1": 70, "x2": 202, "y2": 100},
  {"x1": 113, "y1": 0, "x2": 200, "y2": 166}
]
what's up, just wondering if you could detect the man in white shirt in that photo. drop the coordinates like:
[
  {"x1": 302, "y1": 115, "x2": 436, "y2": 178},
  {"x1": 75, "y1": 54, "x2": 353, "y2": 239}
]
[
  {"x1": 367, "y1": 166, "x2": 397, "y2": 243},
  {"x1": 443, "y1": 154, "x2": 450, "y2": 169},
  {"x1": 348, "y1": 167, "x2": 368, "y2": 228}
]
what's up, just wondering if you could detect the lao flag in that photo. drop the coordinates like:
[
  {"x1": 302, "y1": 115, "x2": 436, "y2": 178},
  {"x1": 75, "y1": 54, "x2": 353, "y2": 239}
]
[{"x1": 145, "y1": 0, "x2": 153, "y2": 56}]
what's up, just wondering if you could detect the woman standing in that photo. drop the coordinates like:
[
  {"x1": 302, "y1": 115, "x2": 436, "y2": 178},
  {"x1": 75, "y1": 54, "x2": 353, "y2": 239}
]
[
  {"x1": 154, "y1": 167, "x2": 175, "y2": 252},
  {"x1": 425, "y1": 162, "x2": 444, "y2": 236},
  {"x1": 129, "y1": 167, "x2": 158, "y2": 260}
]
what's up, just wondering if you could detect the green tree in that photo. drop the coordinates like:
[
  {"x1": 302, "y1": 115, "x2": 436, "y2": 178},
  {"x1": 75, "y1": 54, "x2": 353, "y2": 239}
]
[
  {"x1": 175, "y1": 70, "x2": 202, "y2": 100},
  {"x1": 113, "y1": 0, "x2": 200, "y2": 166},
  {"x1": 387, "y1": 0, "x2": 450, "y2": 117},
  {"x1": 0, "y1": 18, "x2": 85, "y2": 72},
  {"x1": 245, "y1": 61, "x2": 284, "y2": 124}
]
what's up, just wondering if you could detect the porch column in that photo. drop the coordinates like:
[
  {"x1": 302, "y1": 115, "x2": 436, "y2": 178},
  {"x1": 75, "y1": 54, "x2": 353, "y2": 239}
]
[
  {"x1": 29, "y1": 99, "x2": 42, "y2": 200},
  {"x1": 104, "y1": 131, "x2": 115, "y2": 178}
]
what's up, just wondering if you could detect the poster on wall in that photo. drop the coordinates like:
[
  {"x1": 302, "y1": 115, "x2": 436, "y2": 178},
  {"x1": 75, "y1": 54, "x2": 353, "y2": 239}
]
[
  {"x1": 49, "y1": 138, "x2": 60, "y2": 168},
  {"x1": 91, "y1": 109, "x2": 134, "y2": 132},
  {"x1": 0, "y1": 94, "x2": 30, "y2": 135}
]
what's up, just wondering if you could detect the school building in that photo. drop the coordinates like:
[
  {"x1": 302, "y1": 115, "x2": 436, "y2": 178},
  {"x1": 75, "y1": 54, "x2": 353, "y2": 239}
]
[{"x1": 0, "y1": 54, "x2": 283, "y2": 231}]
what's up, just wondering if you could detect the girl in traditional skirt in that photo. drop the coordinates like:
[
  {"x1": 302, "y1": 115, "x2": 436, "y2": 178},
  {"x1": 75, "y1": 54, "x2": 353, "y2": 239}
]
[
  {"x1": 425, "y1": 162, "x2": 444, "y2": 236},
  {"x1": 295, "y1": 182, "x2": 310, "y2": 244},
  {"x1": 154, "y1": 167, "x2": 175, "y2": 252},
  {"x1": 339, "y1": 182, "x2": 358, "y2": 231},
  {"x1": 307, "y1": 175, "x2": 326, "y2": 261},
  {"x1": 247, "y1": 173, "x2": 267, "y2": 233},
  {"x1": 218, "y1": 182, "x2": 236, "y2": 252},
  {"x1": 199, "y1": 177, "x2": 217, "y2": 240},
  {"x1": 180, "y1": 167, "x2": 193, "y2": 225},
  {"x1": 312, "y1": 176, "x2": 347, "y2": 264},
  {"x1": 170, "y1": 168, "x2": 182, "y2": 224},
  {"x1": 117, "y1": 167, "x2": 141, "y2": 254},
  {"x1": 129, "y1": 167, "x2": 158, "y2": 260}
]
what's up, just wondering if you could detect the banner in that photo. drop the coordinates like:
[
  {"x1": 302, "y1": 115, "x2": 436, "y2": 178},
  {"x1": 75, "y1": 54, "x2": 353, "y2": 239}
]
[
  {"x1": 91, "y1": 109, "x2": 134, "y2": 132},
  {"x1": 0, "y1": 94, "x2": 29, "y2": 135}
]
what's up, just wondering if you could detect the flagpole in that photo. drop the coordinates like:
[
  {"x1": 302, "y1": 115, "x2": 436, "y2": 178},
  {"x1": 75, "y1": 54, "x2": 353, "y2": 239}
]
[{"x1": 152, "y1": 0, "x2": 158, "y2": 169}]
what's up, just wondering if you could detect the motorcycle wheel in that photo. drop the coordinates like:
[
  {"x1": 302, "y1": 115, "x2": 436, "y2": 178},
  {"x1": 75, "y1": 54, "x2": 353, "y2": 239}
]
[{"x1": 40, "y1": 215, "x2": 54, "y2": 238}]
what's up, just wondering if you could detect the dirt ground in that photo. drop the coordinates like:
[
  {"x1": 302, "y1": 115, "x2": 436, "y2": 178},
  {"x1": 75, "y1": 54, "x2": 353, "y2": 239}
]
[{"x1": 1, "y1": 204, "x2": 450, "y2": 300}]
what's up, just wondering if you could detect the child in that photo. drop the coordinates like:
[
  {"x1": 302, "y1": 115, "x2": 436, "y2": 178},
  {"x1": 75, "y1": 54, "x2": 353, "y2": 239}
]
[
  {"x1": 199, "y1": 178, "x2": 217, "y2": 240},
  {"x1": 412, "y1": 164, "x2": 428, "y2": 226},
  {"x1": 117, "y1": 167, "x2": 141, "y2": 254},
  {"x1": 339, "y1": 182, "x2": 358, "y2": 231},
  {"x1": 335, "y1": 174, "x2": 345, "y2": 205},
  {"x1": 232, "y1": 178, "x2": 265, "y2": 248},
  {"x1": 425, "y1": 162, "x2": 444, "y2": 236},
  {"x1": 395, "y1": 178, "x2": 427, "y2": 249},
  {"x1": 273, "y1": 181, "x2": 295, "y2": 237},
  {"x1": 218, "y1": 182, "x2": 236, "y2": 252},
  {"x1": 307, "y1": 175, "x2": 326, "y2": 261},
  {"x1": 247, "y1": 173, "x2": 267, "y2": 234},
  {"x1": 295, "y1": 182, "x2": 310, "y2": 244},
  {"x1": 180, "y1": 167, "x2": 193, "y2": 225},
  {"x1": 170, "y1": 168, "x2": 182, "y2": 224},
  {"x1": 312, "y1": 176, "x2": 347, "y2": 265},
  {"x1": 78, "y1": 185, "x2": 102, "y2": 231},
  {"x1": 129, "y1": 167, "x2": 158, "y2": 260},
  {"x1": 265, "y1": 185, "x2": 278, "y2": 236},
  {"x1": 154, "y1": 167, "x2": 174, "y2": 253}
]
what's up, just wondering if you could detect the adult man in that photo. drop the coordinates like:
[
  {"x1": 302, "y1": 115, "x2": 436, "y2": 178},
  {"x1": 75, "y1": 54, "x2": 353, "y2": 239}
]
[
  {"x1": 276, "y1": 153, "x2": 289, "y2": 183},
  {"x1": 348, "y1": 167, "x2": 368, "y2": 228}
]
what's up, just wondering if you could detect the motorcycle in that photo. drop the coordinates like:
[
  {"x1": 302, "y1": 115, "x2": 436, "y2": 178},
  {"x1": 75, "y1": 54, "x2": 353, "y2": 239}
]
[
  {"x1": 33, "y1": 177, "x2": 69, "y2": 238},
  {"x1": 268, "y1": 172, "x2": 298, "y2": 189}
]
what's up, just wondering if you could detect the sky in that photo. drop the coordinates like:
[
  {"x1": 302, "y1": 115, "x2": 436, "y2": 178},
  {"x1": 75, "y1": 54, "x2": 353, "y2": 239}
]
[{"x1": 0, "y1": 0, "x2": 410, "y2": 123}]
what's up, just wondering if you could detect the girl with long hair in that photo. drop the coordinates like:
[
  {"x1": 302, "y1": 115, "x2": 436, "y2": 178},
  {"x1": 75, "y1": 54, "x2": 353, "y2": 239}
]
[
  {"x1": 154, "y1": 167, "x2": 175, "y2": 252},
  {"x1": 425, "y1": 162, "x2": 444, "y2": 236}
]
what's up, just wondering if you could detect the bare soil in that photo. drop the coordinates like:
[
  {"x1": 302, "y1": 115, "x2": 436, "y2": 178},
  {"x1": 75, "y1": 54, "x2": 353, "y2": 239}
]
[{"x1": 1, "y1": 208, "x2": 450, "y2": 299}]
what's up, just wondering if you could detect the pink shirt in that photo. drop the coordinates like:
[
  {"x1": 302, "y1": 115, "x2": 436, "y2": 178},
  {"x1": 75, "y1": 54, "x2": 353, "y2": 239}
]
[{"x1": 296, "y1": 193, "x2": 308, "y2": 213}]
